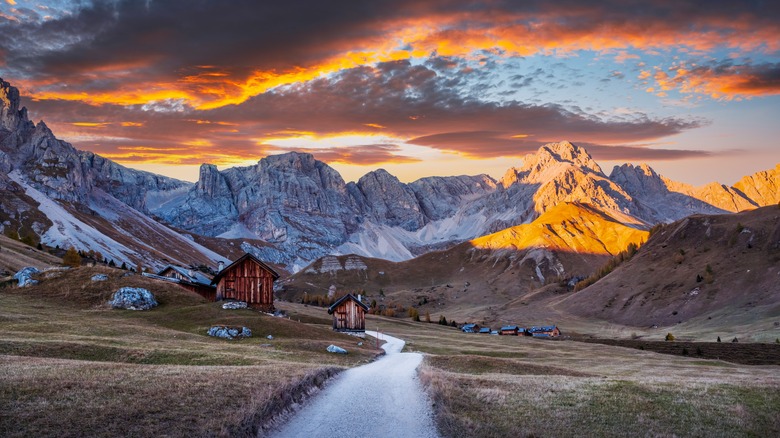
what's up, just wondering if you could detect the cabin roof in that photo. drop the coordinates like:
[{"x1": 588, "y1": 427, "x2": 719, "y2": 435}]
[
  {"x1": 159, "y1": 265, "x2": 213, "y2": 287},
  {"x1": 211, "y1": 253, "x2": 280, "y2": 285},
  {"x1": 478, "y1": 327, "x2": 491, "y2": 333},
  {"x1": 327, "y1": 294, "x2": 369, "y2": 314},
  {"x1": 462, "y1": 323, "x2": 478, "y2": 329},
  {"x1": 529, "y1": 325, "x2": 558, "y2": 332},
  {"x1": 500, "y1": 325, "x2": 519, "y2": 331}
]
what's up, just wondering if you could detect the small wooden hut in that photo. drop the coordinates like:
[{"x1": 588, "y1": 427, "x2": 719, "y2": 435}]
[
  {"x1": 156, "y1": 265, "x2": 216, "y2": 301},
  {"x1": 327, "y1": 294, "x2": 369, "y2": 333},
  {"x1": 210, "y1": 253, "x2": 279, "y2": 311},
  {"x1": 500, "y1": 325, "x2": 520, "y2": 336}
]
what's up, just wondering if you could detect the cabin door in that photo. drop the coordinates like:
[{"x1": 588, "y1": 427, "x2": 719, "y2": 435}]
[{"x1": 337, "y1": 311, "x2": 347, "y2": 328}]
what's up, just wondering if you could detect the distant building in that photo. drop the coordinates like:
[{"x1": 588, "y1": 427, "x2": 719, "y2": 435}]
[
  {"x1": 328, "y1": 294, "x2": 369, "y2": 333},
  {"x1": 147, "y1": 265, "x2": 216, "y2": 301},
  {"x1": 211, "y1": 253, "x2": 279, "y2": 311},
  {"x1": 500, "y1": 325, "x2": 520, "y2": 336},
  {"x1": 478, "y1": 327, "x2": 491, "y2": 334},
  {"x1": 461, "y1": 323, "x2": 480, "y2": 333},
  {"x1": 528, "y1": 326, "x2": 561, "y2": 338}
]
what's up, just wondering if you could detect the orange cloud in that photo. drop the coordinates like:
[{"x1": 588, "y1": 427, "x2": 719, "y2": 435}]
[
  {"x1": 71, "y1": 122, "x2": 109, "y2": 127},
  {"x1": 16, "y1": 6, "x2": 780, "y2": 111},
  {"x1": 646, "y1": 61, "x2": 780, "y2": 100}
]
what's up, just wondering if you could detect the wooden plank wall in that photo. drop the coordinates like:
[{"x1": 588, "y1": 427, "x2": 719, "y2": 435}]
[
  {"x1": 216, "y1": 258, "x2": 275, "y2": 310},
  {"x1": 333, "y1": 299, "x2": 365, "y2": 331}
]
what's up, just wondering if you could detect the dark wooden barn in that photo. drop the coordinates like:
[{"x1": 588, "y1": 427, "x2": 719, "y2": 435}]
[
  {"x1": 210, "y1": 253, "x2": 279, "y2": 311},
  {"x1": 327, "y1": 294, "x2": 369, "y2": 333}
]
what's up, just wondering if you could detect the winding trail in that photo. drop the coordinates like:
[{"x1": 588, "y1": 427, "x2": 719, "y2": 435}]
[{"x1": 270, "y1": 331, "x2": 439, "y2": 438}]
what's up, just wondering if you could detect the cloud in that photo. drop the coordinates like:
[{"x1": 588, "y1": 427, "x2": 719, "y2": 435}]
[
  {"x1": 649, "y1": 60, "x2": 780, "y2": 100},
  {"x1": 19, "y1": 60, "x2": 703, "y2": 166},
  {"x1": 573, "y1": 142, "x2": 741, "y2": 161},
  {"x1": 1, "y1": 0, "x2": 778, "y2": 109}
]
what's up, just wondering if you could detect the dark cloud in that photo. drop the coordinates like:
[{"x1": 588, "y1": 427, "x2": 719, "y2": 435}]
[
  {"x1": 574, "y1": 142, "x2": 742, "y2": 161},
  {"x1": 209, "y1": 61, "x2": 702, "y2": 156},
  {"x1": 1, "y1": 0, "x2": 778, "y2": 101},
  {"x1": 19, "y1": 59, "x2": 704, "y2": 165}
]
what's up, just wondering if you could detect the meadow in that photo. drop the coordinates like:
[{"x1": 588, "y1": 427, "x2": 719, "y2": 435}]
[{"x1": 1, "y1": 267, "x2": 778, "y2": 437}]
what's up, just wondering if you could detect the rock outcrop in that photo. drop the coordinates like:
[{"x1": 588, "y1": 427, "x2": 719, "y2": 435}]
[
  {"x1": 13, "y1": 266, "x2": 40, "y2": 287},
  {"x1": 108, "y1": 287, "x2": 158, "y2": 310},
  {"x1": 208, "y1": 325, "x2": 252, "y2": 339}
]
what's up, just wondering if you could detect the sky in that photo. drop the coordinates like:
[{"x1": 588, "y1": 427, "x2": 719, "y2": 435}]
[{"x1": 0, "y1": 0, "x2": 779, "y2": 186}]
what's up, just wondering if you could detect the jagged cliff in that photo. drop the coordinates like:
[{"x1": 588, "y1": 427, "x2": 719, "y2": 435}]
[{"x1": 1, "y1": 77, "x2": 778, "y2": 271}]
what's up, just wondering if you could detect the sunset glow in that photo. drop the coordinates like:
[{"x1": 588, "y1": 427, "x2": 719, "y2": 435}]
[{"x1": 0, "y1": 1, "x2": 778, "y2": 184}]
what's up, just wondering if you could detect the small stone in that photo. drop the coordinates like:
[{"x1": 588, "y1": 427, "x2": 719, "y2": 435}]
[
  {"x1": 222, "y1": 301, "x2": 247, "y2": 310},
  {"x1": 326, "y1": 344, "x2": 348, "y2": 354},
  {"x1": 91, "y1": 274, "x2": 108, "y2": 282},
  {"x1": 266, "y1": 335, "x2": 274, "y2": 340}
]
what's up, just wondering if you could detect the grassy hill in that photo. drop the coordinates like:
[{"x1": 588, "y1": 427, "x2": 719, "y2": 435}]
[
  {"x1": 557, "y1": 205, "x2": 780, "y2": 340},
  {"x1": 0, "y1": 266, "x2": 381, "y2": 437}
]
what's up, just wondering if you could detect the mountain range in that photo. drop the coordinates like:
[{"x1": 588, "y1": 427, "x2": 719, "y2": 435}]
[{"x1": 1, "y1": 77, "x2": 779, "y2": 273}]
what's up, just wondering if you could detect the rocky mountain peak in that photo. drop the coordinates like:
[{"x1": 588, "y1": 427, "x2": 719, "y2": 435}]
[
  {"x1": 503, "y1": 141, "x2": 604, "y2": 188},
  {"x1": 609, "y1": 163, "x2": 667, "y2": 194},
  {"x1": 354, "y1": 168, "x2": 424, "y2": 231},
  {"x1": 0, "y1": 78, "x2": 29, "y2": 132}
]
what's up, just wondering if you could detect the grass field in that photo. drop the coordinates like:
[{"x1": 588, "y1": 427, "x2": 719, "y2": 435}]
[
  {"x1": 0, "y1": 267, "x2": 381, "y2": 437},
  {"x1": 280, "y1": 303, "x2": 780, "y2": 437},
  {"x1": 2, "y1": 267, "x2": 779, "y2": 437}
]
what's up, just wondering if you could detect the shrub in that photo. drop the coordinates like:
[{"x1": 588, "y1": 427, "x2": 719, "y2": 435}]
[
  {"x1": 717, "y1": 336, "x2": 721, "y2": 342},
  {"x1": 438, "y1": 315, "x2": 448, "y2": 326},
  {"x1": 424, "y1": 311, "x2": 431, "y2": 323},
  {"x1": 732, "y1": 337, "x2": 739, "y2": 343},
  {"x1": 665, "y1": 333, "x2": 675, "y2": 341},
  {"x1": 62, "y1": 247, "x2": 81, "y2": 268}
]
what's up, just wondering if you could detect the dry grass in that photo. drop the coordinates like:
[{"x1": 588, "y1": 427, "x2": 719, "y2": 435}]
[
  {"x1": 312, "y1": 310, "x2": 780, "y2": 438},
  {"x1": 0, "y1": 267, "x2": 383, "y2": 437},
  {"x1": 0, "y1": 355, "x2": 340, "y2": 438}
]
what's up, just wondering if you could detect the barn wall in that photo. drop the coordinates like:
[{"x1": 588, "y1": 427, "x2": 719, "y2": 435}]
[
  {"x1": 332, "y1": 299, "x2": 366, "y2": 331},
  {"x1": 216, "y1": 258, "x2": 275, "y2": 311}
]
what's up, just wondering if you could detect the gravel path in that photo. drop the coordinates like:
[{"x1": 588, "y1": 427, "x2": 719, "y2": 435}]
[{"x1": 270, "y1": 331, "x2": 439, "y2": 438}]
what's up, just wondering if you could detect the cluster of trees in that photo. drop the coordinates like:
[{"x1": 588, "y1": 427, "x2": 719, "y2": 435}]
[{"x1": 574, "y1": 242, "x2": 640, "y2": 292}]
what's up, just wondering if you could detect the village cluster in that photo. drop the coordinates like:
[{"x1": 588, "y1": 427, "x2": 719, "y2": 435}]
[{"x1": 460, "y1": 323, "x2": 561, "y2": 337}]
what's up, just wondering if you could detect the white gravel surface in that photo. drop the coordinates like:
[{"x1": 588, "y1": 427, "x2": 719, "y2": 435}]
[{"x1": 270, "y1": 331, "x2": 440, "y2": 438}]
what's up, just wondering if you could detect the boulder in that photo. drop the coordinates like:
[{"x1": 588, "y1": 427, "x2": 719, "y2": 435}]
[
  {"x1": 326, "y1": 344, "x2": 348, "y2": 354},
  {"x1": 13, "y1": 267, "x2": 39, "y2": 287},
  {"x1": 221, "y1": 301, "x2": 247, "y2": 310},
  {"x1": 108, "y1": 287, "x2": 158, "y2": 310},
  {"x1": 91, "y1": 274, "x2": 108, "y2": 282},
  {"x1": 207, "y1": 325, "x2": 252, "y2": 340}
]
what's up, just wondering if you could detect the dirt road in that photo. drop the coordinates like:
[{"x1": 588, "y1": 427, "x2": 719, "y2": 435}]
[{"x1": 270, "y1": 331, "x2": 439, "y2": 438}]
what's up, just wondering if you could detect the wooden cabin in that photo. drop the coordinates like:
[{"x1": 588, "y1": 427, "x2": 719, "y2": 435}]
[
  {"x1": 210, "y1": 253, "x2": 279, "y2": 311},
  {"x1": 528, "y1": 325, "x2": 561, "y2": 338},
  {"x1": 500, "y1": 325, "x2": 520, "y2": 336},
  {"x1": 327, "y1": 294, "x2": 369, "y2": 333},
  {"x1": 156, "y1": 265, "x2": 216, "y2": 301}
]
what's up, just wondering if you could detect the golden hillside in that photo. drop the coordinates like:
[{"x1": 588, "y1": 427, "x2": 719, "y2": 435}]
[{"x1": 471, "y1": 202, "x2": 648, "y2": 256}]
